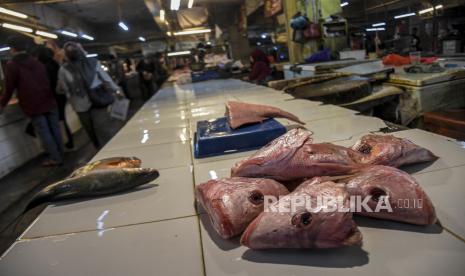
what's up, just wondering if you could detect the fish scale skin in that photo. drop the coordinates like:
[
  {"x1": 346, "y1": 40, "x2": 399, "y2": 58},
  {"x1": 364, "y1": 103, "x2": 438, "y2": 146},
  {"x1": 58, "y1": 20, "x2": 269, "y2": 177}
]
[
  {"x1": 351, "y1": 134, "x2": 438, "y2": 167},
  {"x1": 344, "y1": 165, "x2": 437, "y2": 225},
  {"x1": 231, "y1": 129, "x2": 363, "y2": 182},
  {"x1": 196, "y1": 177, "x2": 289, "y2": 239},
  {"x1": 241, "y1": 178, "x2": 362, "y2": 249},
  {"x1": 226, "y1": 101, "x2": 305, "y2": 129},
  {"x1": 37, "y1": 168, "x2": 159, "y2": 202},
  {"x1": 69, "y1": 157, "x2": 142, "y2": 178}
]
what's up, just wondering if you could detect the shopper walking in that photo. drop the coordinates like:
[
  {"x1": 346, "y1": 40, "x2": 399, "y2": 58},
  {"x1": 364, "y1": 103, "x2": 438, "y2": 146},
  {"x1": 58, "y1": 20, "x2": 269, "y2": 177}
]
[
  {"x1": 153, "y1": 52, "x2": 169, "y2": 89},
  {"x1": 136, "y1": 55, "x2": 156, "y2": 100},
  {"x1": 34, "y1": 46, "x2": 74, "y2": 149},
  {"x1": 58, "y1": 42, "x2": 121, "y2": 149},
  {"x1": 0, "y1": 36, "x2": 63, "y2": 166}
]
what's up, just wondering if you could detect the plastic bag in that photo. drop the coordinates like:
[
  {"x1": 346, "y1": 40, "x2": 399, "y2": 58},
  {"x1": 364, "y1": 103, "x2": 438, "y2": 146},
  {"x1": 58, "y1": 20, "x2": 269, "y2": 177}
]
[{"x1": 110, "y1": 97, "x2": 130, "y2": 121}]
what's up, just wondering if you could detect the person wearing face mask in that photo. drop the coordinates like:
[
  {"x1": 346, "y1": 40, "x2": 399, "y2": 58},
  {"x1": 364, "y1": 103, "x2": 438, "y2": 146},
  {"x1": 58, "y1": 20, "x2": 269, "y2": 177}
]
[{"x1": 57, "y1": 42, "x2": 122, "y2": 149}]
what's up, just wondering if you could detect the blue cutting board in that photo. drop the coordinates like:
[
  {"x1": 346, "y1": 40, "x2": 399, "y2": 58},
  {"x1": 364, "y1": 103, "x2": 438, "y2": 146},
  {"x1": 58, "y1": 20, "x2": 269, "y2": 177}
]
[{"x1": 194, "y1": 117, "x2": 286, "y2": 158}]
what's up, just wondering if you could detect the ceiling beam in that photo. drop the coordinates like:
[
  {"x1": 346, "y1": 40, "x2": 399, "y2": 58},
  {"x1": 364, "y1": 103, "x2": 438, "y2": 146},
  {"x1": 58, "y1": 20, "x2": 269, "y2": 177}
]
[{"x1": 0, "y1": 0, "x2": 71, "y2": 4}]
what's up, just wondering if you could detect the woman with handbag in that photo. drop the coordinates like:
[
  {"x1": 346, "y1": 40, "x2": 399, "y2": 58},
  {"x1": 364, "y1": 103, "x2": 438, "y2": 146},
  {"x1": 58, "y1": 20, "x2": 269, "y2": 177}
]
[{"x1": 57, "y1": 42, "x2": 122, "y2": 149}]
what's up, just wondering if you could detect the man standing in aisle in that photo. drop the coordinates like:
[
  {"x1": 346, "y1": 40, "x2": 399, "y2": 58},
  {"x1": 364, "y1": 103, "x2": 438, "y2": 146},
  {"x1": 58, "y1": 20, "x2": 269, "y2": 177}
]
[
  {"x1": 136, "y1": 55, "x2": 156, "y2": 100},
  {"x1": 0, "y1": 35, "x2": 63, "y2": 166}
]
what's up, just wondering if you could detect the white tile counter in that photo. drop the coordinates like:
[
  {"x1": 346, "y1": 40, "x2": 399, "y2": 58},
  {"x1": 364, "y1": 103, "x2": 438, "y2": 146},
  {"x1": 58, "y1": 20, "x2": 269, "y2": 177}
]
[
  {"x1": 1, "y1": 217, "x2": 204, "y2": 276},
  {"x1": 21, "y1": 165, "x2": 196, "y2": 239},
  {"x1": 415, "y1": 165, "x2": 465, "y2": 240},
  {"x1": 2, "y1": 79, "x2": 465, "y2": 276},
  {"x1": 199, "y1": 214, "x2": 465, "y2": 276}
]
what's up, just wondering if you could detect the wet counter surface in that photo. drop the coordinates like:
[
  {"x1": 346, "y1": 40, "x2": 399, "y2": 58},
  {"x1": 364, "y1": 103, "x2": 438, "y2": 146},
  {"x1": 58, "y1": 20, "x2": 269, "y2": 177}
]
[{"x1": 1, "y1": 79, "x2": 465, "y2": 275}]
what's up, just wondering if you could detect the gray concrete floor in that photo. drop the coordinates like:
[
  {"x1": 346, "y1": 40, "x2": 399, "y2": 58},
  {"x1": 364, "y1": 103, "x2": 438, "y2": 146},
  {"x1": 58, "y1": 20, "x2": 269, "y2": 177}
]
[{"x1": 0, "y1": 95, "x2": 145, "y2": 255}]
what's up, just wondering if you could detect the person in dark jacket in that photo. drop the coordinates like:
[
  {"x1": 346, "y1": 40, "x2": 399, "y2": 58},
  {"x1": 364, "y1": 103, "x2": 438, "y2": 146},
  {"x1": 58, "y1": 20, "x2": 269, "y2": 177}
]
[
  {"x1": 153, "y1": 52, "x2": 168, "y2": 88},
  {"x1": 0, "y1": 36, "x2": 63, "y2": 166},
  {"x1": 249, "y1": 49, "x2": 272, "y2": 85},
  {"x1": 136, "y1": 55, "x2": 156, "y2": 100},
  {"x1": 34, "y1": 46, "x2": 74, "y2": 149}
]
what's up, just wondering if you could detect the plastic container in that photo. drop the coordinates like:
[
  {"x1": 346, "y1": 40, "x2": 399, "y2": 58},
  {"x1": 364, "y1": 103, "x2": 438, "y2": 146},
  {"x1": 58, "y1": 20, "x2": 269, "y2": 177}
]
[
  {"x1": 194, "y1": 117, "x2": 286, "y2": 158},
  {"x1": 339, "y1": 50, "x2": 366, "y2": 61},
  {"x1": 191, "y1": 70, "x2": 220, "y2": 82}
]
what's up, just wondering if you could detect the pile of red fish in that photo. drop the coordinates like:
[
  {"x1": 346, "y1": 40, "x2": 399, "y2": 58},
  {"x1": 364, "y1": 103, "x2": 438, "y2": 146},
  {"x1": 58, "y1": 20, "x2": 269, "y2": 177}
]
[{"x1": 196, "y1": 128, "x2": 438, "y2": 250}]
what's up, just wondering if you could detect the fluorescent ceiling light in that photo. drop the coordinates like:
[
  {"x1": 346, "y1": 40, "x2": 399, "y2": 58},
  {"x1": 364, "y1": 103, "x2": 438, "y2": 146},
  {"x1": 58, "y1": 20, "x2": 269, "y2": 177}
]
[
  {"x1": 167, "y1": 50, "x2": 191, "y2": 57},
  {"x1": 366, "y1": 28, "x2": 385, "y2": 32},
  {"x1": 418, "y1": 7, "x2": 434, "y2": 14},
  {"x1": 36, "y1": 30, "x2": 58, "y2": 39},
  {"x1": 160, "y1": 9, "x2": 165, "y2": 21},
  {"x1": 81, "y1": 34, "x2": 94, "y2": 41},
  {"x1": 118, "y1": 21, "x2": 129, "y2": 31},
  {"x1": 340, "y1": 2, "x2": 349, "y2": 7},
  {"x1": 188, "y1": 0, "x2": 194, "y2": 8},
  {"x1": 86, "y1": 53, "x2": 98, "y2": 58},
  {"x1": 173, "y1": 28, "x2": 211, "y2": 36},
  {"x1": 138, "y1": 36, "x2": 146, "y2": 42},
  {"x1": 171, "y1": 0, "x2": 181, "y2": 10},
  {"x1": 394, "y1": 12, "x2": 415, "y2": 19},
  {"x1": 2, "y1": 23, "x2": 33, "y2": 33},
  {"x1": 0, "y1": 47, "x2": 10, "y2": 52},
  {"x1": 372, "y1": 22, "x2": 386, "y2": 27},
  {"x1": 166, "y1": 31, "x2": 172, "y2": 36},
  {"x1": 61, "y1": 30, "x2": 78, "y2": 37},
  {"x1": 0, "y1": 7, "x2": 28, "y2": 19},
  {"x1": 418, "y1": 5, "x2": 443, "y2": 15}
]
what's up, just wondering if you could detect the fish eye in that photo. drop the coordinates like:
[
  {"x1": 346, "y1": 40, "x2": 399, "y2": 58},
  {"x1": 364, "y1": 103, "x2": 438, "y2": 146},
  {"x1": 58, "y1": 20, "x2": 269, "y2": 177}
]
[
  {"x1": 358, "y1": 144, "x2": 372, "y2": 154},
  {"x1": 370, "y1": 187, "x2": 387, "y2": 202},
  {"x1": 291, "y1": 212, "x2": 313, "y2": 228},
  {"x1": 248, "y1": 190, "x2": 264, "y2": 205}
]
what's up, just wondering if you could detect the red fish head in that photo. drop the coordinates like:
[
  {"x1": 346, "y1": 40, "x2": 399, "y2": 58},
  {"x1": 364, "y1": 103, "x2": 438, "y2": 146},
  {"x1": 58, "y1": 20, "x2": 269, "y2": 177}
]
[
  {"x1": 231, "y1": 129, "x2": 362, "y2": 182},
  {"x1": 352, "y1": 134, "x2": 438, "y2": 167},
  {"x1": 301, "y1": 143, "x2": 363, "y2": 165},
  {"x1": 345, "y1": 165, "x2": 437, "y2": 225},
  {"x1": 241, "y1": 178, "x2": 362, "y2": 249},
  {"x1": 196, "y1": 177, "x2": 289, "y2": 239},
  {"x1": 231, "y1": 128, "x2": 312, "y2": 179}
]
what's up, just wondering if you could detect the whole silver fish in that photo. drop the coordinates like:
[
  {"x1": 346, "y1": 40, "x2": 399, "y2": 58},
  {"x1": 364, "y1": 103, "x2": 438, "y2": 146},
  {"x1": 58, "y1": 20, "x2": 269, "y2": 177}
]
[
  {"x1": 36, "y1": 168, "x2": 159, "y2": 202},
  {"x1": 0, "y1": 168, "x2": 159, "y2": 234},
  {"x1": 69, "y1": 157, "x2": 142, "y2": 178}
]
